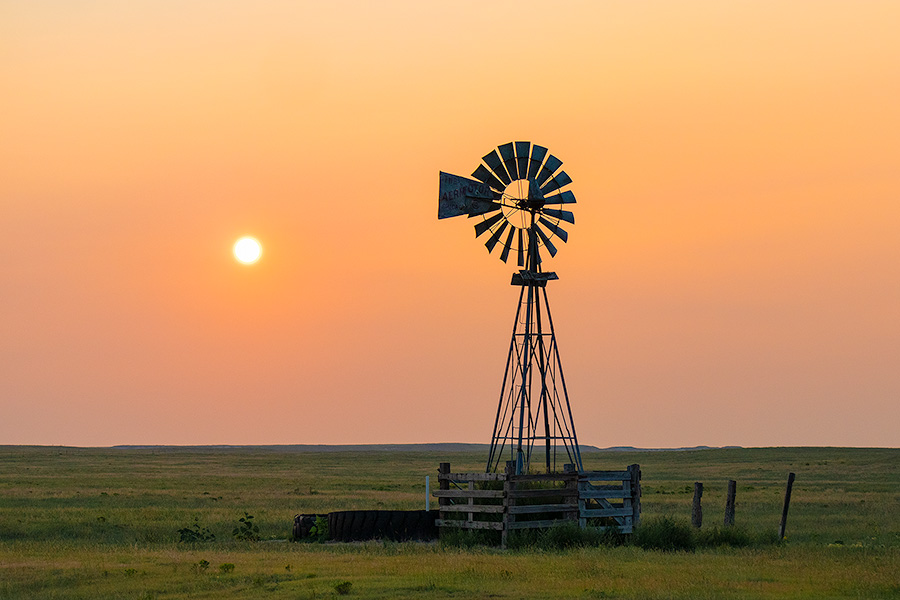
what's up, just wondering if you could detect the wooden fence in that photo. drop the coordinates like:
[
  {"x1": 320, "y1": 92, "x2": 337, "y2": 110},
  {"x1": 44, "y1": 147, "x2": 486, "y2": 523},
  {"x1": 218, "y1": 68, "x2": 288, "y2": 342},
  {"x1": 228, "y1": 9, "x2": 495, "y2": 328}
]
[{"x1": 433, "y1": 463, "x2": 640, "y2": 547}]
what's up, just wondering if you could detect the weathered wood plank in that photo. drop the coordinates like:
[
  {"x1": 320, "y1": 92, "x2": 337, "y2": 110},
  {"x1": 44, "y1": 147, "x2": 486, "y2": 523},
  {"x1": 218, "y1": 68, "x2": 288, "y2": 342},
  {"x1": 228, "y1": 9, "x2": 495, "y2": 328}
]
[
  {"x1": 436, "y1": 519, "x2": 504, "y2": 531},
  {"x1": 579, "y1": 507, "x2": 634, "y2": 518},
  {"x1": 510, "y1": 473, "x2": 577, "y2": 482},
  {"x1": 578, "y1": 483, "x2": 624, "y2": 491},
  {"x1": 579, "y1": 471, "x2": 630, "y2": 481},
  {"x1": 582, "y1": 523, "x2": 633, "y2": 534},
  {"x1": 508, "y1": 503, "x2": 573, "y2": 515},
  {"x1": 440, "y1": 473, "x2": 506, "y2": 482},
  {"x1": 507, "y1": 519, "x2": 569, "y2": 530},
  {"x1": 439, "y1": 504, "x2": 504, "y2": 514},
  {"x1": 578, "y1": 490, "x2": 630, "y2": 499},
  {"x1": 507, "y1": 488, "x2": 577, "y2": 499},
  {"x1": 432, "y1": 489, "x2": 504, "y2": 499}
]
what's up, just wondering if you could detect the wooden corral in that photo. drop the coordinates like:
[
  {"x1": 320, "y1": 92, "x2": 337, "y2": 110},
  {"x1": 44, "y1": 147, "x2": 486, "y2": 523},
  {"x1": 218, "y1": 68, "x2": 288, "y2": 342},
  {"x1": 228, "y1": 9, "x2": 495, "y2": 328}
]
[{"x1": 434, "y1": 463, "x2": 641, "y2": 548}]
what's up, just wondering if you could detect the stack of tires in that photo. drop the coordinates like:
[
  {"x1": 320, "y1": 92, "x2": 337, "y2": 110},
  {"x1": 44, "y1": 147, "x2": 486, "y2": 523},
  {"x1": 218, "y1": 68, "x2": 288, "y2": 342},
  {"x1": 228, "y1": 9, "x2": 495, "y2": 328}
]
[{"x1": 327, "y1": 510, "x2": 438, "y2": 542}]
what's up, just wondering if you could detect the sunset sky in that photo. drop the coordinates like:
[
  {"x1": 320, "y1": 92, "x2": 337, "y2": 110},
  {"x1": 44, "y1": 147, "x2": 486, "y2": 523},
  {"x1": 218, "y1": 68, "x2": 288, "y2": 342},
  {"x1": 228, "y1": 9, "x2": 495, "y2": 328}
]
[{"x1": 2, "y1": 1, "x2": 898, "y2": 448}]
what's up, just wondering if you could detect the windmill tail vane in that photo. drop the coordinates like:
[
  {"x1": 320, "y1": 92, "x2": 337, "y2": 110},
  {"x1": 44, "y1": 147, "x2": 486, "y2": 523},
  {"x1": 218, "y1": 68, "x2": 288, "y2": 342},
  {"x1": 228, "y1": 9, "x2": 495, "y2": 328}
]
[{"x1": 438, "y1": 141, "x2": 583, "y2": 475}]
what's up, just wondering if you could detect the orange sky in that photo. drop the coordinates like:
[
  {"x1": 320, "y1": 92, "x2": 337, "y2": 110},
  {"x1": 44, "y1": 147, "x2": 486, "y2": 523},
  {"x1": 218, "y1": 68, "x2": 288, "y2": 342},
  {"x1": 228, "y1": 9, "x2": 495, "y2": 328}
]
[{"x1": 1, "y1": 1, "x2": 898, "y2": 447}]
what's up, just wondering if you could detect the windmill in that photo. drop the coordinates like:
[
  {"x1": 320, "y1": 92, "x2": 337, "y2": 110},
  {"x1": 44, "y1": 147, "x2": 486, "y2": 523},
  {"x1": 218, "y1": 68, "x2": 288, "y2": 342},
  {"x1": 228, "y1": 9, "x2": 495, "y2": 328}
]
[{"x1": 438, "y1": 141, "x2": 583, "y2": 475}]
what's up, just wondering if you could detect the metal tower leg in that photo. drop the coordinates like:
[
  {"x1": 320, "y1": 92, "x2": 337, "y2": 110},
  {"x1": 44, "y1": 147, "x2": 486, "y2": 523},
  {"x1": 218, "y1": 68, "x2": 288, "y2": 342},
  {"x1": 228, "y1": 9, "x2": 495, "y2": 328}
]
[{"x1": 486, "y1": 276, "x2": 582, "y2": 474}]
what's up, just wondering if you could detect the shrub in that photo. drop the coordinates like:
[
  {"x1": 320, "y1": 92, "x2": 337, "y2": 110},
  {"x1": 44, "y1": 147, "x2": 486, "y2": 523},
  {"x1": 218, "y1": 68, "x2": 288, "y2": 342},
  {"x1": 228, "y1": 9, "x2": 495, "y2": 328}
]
[
  {"x1": 177, "y1": 518, "x2": 215, "y2": 543},
  {"x1": 218, "y1": 563, "x2": 235, "y2": 574},
  {"x1": 698, "y1": 525, "x2": 752, "y2": 548},
  {"x1": 632, "y1": 516, "x2": 696, "y2": 551},
  {"x1": 191, "y1": 559, "x2": 210, "y2": 574},
  {"x1": 334, "y1": 580, "x2": 353, "y2": 595},
  {"x1": 508, "y1": 522, "x2": 626, "y2": 550},
  {"x1": 309, "y1": 516, "x2": 329, "y2": 543},
  {"x1": 232, "y1": 512, "x2": 260, "y2": 541},
  {"x1": 439, "y1": 527, "x2": 500, "y2": 548}
]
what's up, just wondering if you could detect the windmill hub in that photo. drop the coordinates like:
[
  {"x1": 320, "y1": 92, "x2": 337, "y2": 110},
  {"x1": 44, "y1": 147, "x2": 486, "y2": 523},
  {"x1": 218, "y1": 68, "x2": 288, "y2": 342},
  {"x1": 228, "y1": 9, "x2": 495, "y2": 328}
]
[{"x1": 438, "y1": 142, "x2": 583, "y2": 475}]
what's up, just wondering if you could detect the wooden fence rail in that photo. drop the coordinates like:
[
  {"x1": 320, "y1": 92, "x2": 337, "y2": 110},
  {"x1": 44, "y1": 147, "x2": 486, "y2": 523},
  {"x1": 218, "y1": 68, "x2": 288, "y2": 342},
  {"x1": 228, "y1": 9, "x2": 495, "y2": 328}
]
[{"x1": 434, "y1": 463, "x2": 640, "y2": 548}]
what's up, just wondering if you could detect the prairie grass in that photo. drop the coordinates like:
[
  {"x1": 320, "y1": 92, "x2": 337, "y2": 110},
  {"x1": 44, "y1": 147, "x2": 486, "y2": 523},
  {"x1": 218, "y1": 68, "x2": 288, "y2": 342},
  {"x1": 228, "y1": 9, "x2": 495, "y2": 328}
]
[{"x1": 1, "y1": 445, "x2": 898, "y2": 598}]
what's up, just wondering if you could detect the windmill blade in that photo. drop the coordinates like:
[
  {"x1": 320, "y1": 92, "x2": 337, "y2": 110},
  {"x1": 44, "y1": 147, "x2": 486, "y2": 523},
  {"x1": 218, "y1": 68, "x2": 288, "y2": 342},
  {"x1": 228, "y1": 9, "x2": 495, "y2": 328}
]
[
  {"x1": 499, "y1": 142, "x2": 518, "y2": 180},
  {"x1": 542, "y1": 190, "x2": 576, "y2": 205},
  {"x1": 438, "y1": 171, "x2": 495, "y2": 219},
  {"x1": 540, "y1": 171, "x2": 573, "y2": 196},
  {"x1": 485, "y1": 220, "x2": 509, "y2": 253},
  {"x1": 543, "y1": 208, "x2": 575, "y2": 224},
  {"x1": 535, "y1": 154, "x2": 563, "y2": 186},
  {"x1": 539, "y1": 217, "x2": 568, "y2": 242},
  {"x1": 515, "y1": 141, "x2": 530, "y2": 181},
  {"x1": 482, "y1": 150, "x2": 512, "y2": 186},
  {"x1": 517, "y1": 229, "x2": 525, "y2": 267},
  {"x1": 499, "y1": 227, "x2": 515, "y2": 263},
  {"x1": 471, "y1": 164, "x2": 506, "y2": 193},
  {"x1": 474, "y1": 211, "x2": 505, "y2": 237},
  {"x1": 527, "y1": 145, "x2": 548, "y2": 179},
  {"x1": 527, "y1": 178, "x2": 544, "y2": 202},
  {"x1": 535, "y1": 223, "x2": 558, "y2": 258}
]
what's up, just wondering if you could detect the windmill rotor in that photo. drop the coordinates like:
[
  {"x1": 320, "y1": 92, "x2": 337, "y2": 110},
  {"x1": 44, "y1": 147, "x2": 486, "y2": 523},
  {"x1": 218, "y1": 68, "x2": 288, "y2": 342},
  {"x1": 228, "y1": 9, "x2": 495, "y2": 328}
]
[{"x1": 438, "y1": 142, "x2": 576, "y2": 268}]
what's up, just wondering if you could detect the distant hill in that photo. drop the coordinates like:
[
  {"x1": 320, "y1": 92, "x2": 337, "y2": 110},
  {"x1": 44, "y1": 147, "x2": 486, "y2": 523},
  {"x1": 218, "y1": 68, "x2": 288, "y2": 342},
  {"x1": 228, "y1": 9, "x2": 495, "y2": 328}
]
[{"x1": 111, "y1": 443, "x2": 741, "y2": 453}]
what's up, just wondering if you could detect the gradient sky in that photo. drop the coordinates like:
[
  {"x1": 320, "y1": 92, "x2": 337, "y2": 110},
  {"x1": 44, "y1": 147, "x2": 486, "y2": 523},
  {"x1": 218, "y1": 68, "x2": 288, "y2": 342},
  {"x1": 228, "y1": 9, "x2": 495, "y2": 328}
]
[{"x1": 2, "y1": 1, "x2": 898, "y2": 448}]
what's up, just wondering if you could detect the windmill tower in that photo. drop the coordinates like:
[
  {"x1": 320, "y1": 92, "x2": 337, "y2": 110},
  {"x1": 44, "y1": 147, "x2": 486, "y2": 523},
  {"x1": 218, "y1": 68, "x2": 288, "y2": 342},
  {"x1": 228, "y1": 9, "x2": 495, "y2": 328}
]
[{"x1": 439, "y1": 142, "x2": 582, "y2": 475}]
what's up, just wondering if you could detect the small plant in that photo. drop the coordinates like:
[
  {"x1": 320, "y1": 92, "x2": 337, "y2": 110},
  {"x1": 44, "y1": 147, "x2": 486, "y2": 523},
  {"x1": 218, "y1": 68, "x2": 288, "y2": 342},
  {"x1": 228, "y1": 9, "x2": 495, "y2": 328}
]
[
  {"x1": 178, "y1": 517, "x2": 215, "y2": 543},
  {"x1": 308, "y1": 516, "x2": 329, "y2": 543},
  {"x1": 124, "y1": 568, "x2": 137, "y2": 576},
  {"x1": 334, "y1": 581, "x2": 353, "y2": 595},
  {"x1": 232, "y1": 512, "x2": 260, "y2": 541},
  {"x1": 218, "y1": 563, "x2": 235, "y2": 574},
  {"x1": 191, "y1": 559, "x2": 210, "y2": 574}
]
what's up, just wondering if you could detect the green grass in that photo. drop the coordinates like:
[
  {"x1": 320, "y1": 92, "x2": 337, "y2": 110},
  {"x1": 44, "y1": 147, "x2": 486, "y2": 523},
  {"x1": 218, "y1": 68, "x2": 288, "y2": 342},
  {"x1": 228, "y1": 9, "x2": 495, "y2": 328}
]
[{"x1": 1, "y1": 446, "x2": 898, "y2": 598}]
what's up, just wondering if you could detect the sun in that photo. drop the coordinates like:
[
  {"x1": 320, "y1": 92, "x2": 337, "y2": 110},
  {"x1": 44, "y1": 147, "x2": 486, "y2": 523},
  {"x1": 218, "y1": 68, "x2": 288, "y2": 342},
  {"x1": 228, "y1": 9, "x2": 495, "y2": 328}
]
[{"x1": 233, "y1": 237, "x2": 262, "y2": 264}]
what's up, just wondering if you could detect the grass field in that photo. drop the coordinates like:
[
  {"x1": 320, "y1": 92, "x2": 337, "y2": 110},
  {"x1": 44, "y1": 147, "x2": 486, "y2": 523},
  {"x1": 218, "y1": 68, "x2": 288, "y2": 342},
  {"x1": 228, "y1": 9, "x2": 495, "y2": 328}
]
[{"x1": 1, "y1": 446, "x2": 897, "y2": 599}]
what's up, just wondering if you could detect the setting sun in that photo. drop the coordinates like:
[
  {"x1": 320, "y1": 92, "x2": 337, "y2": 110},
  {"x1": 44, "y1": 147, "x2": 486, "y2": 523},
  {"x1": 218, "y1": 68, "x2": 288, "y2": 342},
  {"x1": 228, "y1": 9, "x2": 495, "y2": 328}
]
[{"x1": 233, "y1": 237, "x2": 262, "y2": 264}]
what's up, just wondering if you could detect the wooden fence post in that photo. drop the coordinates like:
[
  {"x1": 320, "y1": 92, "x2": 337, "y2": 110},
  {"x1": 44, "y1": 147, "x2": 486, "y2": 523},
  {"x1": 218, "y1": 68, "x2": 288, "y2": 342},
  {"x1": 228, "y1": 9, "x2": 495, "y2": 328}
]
[
  {"x1": 438, "y1": 463, "x2": 450, "y2": 511},
  {"x1": 724, "y1": 480, "x2": 736, "y2": 526},
  {"x1": 779, "y1": 472, "x2": 795, "y2": 540},
  {"x1": 629, "y1": 464, "x2": 641, "y2": 528},
  {"x1": 565, "y1": 471, "x2": 578, "y2": 526},
  {"x1": 501, "y1": 465, "x2": 513, "y2": 549},
  {"x1": 691, "y1": 482, "x2": 703, "y2": 528}
]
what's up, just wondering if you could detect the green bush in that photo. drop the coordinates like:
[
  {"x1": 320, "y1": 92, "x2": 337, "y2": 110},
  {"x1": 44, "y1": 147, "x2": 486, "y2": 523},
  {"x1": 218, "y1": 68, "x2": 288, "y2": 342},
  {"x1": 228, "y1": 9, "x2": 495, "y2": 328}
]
[
  {"x1": 191, "y1": 559, "x2": 210, "y2": 574},
  {"x1": 232, "y1": 512, "x2": 260, "y2": 541},
  {"x1": 309, "y1": 515, "x2": 329, "y2": 543},
  {"x1": 632, "y1": 516, "x2": 696, "y2": 552},
  {"x1": 334, "y1": 580, "x2": 353, "y2": 595},
  {"x1": 439, "y1": 527, "x2": 500, "y2": 548},
  {"x1": 698, "y1": 525, "x2": 752, "y2": 548},
  {"x1": 177, "y1": 518, "x2": 215, "y2": 543}
]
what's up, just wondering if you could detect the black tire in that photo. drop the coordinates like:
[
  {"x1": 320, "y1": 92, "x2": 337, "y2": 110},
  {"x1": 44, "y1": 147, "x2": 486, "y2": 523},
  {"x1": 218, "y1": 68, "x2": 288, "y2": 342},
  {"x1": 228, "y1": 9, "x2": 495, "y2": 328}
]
[
  {"x1": 335, "y1": 511, "x2": 348, "y2": 542},
  {"x1": 374, "y1": 510, "x2": 392, "y2": 539},
  {"x1": 359, "y1": 510, "x2": 377, "y2": 540},
  {"x1": 387, "y1": 511, "x2": 407, "y2": 541},
  {"x1": 341, "y1": 511, "x2": 356, "y2": 542},
  {"x1": 327, "y1": 512, "x2": 337, "y2": 541},
  {"x1": 423, "y1": 510, "x2": 439, "y2": 539},
  {"x1": 404, "y1": 511, "x2": 422, "y2": 540}
]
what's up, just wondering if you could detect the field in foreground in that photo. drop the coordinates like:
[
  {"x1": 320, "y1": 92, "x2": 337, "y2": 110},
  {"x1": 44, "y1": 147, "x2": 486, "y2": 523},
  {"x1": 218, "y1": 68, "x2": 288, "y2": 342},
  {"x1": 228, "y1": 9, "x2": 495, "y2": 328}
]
[{"x1": 1, "y1": 446, "x2": 897, "y2": 599}]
